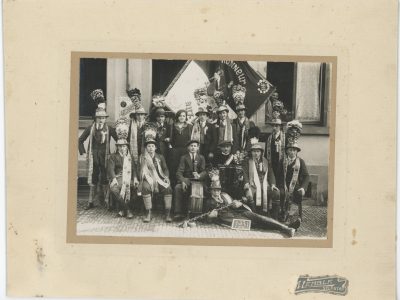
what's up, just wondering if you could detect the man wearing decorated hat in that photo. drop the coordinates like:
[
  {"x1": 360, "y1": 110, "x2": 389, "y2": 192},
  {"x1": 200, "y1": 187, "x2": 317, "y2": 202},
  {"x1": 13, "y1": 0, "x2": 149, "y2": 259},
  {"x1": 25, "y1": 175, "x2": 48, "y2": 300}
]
[
  {"x1": 190, "y1": 106, "x2": 215, "y2": 161},
  {"x1": 241, "y1": 138, "x2": 280, "y2": 217},
  {"x1": 153, "y1": 106, "x2": 170, "y2": 160},
  {"x1": 138, "y1": 125, "x2": 173, "y2": 223},
  {"x1": 205, "y1": 174, "x2": 295, "y2": 237},
  {"x1": 265, "y1": 113, "x2": 286, "y2": 186},
  {"x1": 277, "y1": 120, "x2": 310, "y2": 226},
  {"x1": 174, "y1": 139, "x2": 208, "y2": 220},
  {"x1": 231, "y1": 84, "x2": 255, "y2": 154},
  {"x1": 126, "y1": 88, "x2": 148, "y2": 164},
  {"x1": 208, "y1": 100, "x2": 234, "y2": 160},
  {"x1": 108, "y1": 134, "x2": 137, "y2": 219},
  {"x1": 79, "y1": 89, "x2": 118, "y2": 210}
]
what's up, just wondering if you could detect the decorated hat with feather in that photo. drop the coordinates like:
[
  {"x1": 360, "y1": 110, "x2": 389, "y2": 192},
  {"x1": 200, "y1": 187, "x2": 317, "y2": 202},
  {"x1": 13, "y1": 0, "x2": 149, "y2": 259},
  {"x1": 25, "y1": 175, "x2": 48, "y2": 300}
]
[
  {"x1": 286, "y1": 120, "x2": 302, "y2": 151},
  {"x1": 114, "y1": 118, "x2": 130, "y2": 146},
  {"x1": 143, "y1": 123, "x2": 157, "y2": 147}
]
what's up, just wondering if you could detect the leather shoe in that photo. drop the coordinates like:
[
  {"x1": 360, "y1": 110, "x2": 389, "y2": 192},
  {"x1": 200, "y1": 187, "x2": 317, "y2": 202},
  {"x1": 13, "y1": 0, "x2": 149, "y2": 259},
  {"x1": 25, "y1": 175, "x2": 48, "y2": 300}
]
[{"x1": 84, "y1": 202, "x2": 95, "y2": 210}]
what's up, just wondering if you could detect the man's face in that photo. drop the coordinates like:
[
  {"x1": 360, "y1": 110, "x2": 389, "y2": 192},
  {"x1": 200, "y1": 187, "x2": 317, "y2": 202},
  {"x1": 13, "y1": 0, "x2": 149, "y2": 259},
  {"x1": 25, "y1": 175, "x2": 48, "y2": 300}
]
[
  {"x1": 220, "y1": 145, "x2": 232, "y2": 155},
  {"x1": 211, "y1": 189, "x2": 221, "y2": 198},
  {"x1": 156, "y1": 115, "x2": 165, "y2": 124},
  {"x1": 117, "y1": 144, "x2": 128, "y2": 154},
  {"x1": 237, "y1": 110, "x2": 246, "y2": 118},
  {"x1": 218, "y1": 111, "x2": 227, "y2": 121},
  {"x1": 198, "y1": 113, "x2": 208, "y2": 122},
  {"x1": 272, "y1": 124, "x2": 281, "y2": 133},
  {"x1": 286, "y1": 147, "x2": 298, "y2": 159},
  {"x1": 188, "y1": 143, "x2": 199, "y2": 153},
  {"x1": 135, "y1": 114, "x2": 146, "y2": 122},
  {"x1": 251, "y1": 149, "x2": 262, "y2": 160},
  {"x1": 146, "y1": 143, "x2": 156, "y2": 154},
  {"x1": 178, "y1": 112, "x2": 187, "y2": 123},
  {"x1": 96, "y1": 116, "x2": 107, "y2": 125}
]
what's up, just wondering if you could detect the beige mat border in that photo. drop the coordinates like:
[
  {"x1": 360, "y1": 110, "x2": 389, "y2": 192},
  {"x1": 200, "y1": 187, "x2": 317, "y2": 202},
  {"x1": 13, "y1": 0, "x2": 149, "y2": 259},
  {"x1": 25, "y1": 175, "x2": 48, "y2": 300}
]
[{"x1": 67, "y1": 52, "x2": 336, "y2": 248}]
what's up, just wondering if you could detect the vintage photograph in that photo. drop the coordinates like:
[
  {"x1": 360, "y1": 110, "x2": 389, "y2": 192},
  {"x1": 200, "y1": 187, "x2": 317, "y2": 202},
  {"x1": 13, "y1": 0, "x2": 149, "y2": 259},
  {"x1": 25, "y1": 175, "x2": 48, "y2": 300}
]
[{"x1": 73, "y1": 54, "x2": 334, "y2": 241}]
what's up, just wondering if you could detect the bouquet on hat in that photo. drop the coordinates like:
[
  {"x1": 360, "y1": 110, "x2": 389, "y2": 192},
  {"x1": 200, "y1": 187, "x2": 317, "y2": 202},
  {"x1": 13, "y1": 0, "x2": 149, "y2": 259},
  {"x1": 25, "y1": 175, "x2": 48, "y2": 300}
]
[
  {"x1": 152, "y1": 94, "x2": 166, "y2": 108},
  {"x1": 90, "y1": 89, "x2": 106, "y2": 106},
  {"x1": 208, "y1": 168, "x2": 220, "y2": 182},
  {"x1": 286, "y1": 120, "x2": 302, "y2": 144}
]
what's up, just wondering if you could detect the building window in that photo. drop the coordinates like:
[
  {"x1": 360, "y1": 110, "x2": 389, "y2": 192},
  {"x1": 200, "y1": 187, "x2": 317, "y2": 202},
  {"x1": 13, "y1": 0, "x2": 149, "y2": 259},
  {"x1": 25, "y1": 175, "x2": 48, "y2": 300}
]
[
  {"x1": 266, "y1": 62, "x2": 329, "y2": 126},
  {"x1": 79, "y1": 58, "x2": 107, "y2": 119}
]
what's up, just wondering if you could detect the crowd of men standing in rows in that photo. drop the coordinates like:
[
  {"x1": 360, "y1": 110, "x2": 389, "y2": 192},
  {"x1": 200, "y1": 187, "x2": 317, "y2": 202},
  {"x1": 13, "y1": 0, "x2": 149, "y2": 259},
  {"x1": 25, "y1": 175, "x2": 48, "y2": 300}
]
[{"x1": 79, "y1": 88, "x2": 310, "y2": 236}]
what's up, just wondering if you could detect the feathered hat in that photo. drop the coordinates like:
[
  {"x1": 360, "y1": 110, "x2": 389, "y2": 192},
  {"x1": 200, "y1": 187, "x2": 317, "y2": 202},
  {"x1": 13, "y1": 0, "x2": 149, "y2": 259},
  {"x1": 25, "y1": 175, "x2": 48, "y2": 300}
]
[
  {"x1": 286, "y1": 120, "x2": 302, "y2": 151},
  {"x1": 143, "y1": 123, "x2": 157, "y2": 147},
  {"x1": 114, "y1": 118, "x2": 130, "y2": 146},
  {"x1": 90, "y1": 89, "x2": 108, "y2": 118}
]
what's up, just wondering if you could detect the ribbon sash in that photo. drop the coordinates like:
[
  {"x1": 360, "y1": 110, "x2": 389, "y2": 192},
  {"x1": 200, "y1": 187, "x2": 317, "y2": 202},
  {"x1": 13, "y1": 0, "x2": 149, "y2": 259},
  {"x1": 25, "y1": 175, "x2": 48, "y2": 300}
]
[
  {"x1": 141, "y1": 152, "x2": 169, "y2": 193},
  {"x1": 249, "y1": 159, "x2": 269, "y2": 212},
  {"x1": 119, "y1": 152, "x2": 132, "y2": 202},
  {"x1": 130, "y1": 120, "x2": 139, "y2": 164}
]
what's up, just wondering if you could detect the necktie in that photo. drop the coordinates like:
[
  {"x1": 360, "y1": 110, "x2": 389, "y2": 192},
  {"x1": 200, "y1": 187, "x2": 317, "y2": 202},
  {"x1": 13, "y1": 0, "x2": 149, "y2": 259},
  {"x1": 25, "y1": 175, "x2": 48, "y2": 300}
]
[{"x1": 192, "y1": 154, "x2": 195, "y2": 171}]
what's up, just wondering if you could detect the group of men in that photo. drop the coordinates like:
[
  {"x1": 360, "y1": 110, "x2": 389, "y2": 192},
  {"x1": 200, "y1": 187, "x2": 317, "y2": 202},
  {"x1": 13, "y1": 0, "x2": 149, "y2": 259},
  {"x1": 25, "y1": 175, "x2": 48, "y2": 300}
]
[{"x1": 79, "y1": 88, "x2": 310, "y2": 237}]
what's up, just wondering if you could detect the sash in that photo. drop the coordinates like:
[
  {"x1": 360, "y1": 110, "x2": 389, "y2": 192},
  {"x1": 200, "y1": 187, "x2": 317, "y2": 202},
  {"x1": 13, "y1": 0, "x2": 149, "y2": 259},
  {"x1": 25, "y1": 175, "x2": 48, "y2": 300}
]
[
  {"x1": 119, "y1": 152, "x2": 132, "y2": 202},
  {"x1": 141, "y1": 152, "x2": 169, "y2": 193},
  {"x1": 191, "y1": 120, "x2": 202, "y2": 143},
  {"x1": 266, "y1": 131, "x2": 285, "y2": 162},
  {"x1": 130, "y1": 120, "x2": 139, "y2": 164},
  {"x1": 249, "y1": 159, "x2": 269, "y2": 212},
  {"x1": 87, "y1": 124, "x2": 110, "y2": 186},
  {"x1": 237, "y1": 118, "x2": 249, "y2": 150},
  {"x1": 218, "y1": 119, "x2": 233, "y2": 144},
  {"x1": 224, "y1": 154, "x2": 234, "y2": 166},
  {"x1": 285, "y1": 157, "x2": 301, "y2": 196}
]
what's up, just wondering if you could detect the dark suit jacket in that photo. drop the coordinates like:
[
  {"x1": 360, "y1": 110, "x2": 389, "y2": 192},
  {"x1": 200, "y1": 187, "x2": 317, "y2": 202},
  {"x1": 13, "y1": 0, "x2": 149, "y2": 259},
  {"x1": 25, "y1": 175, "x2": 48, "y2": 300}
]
[
  {"x1": 231, "y1": 117, "x2": 255, "y2": 153},
  {"x1": 78, "y1": 123, "x2": 117, "y2": 155},
  {"x1": 107, "y1": 152, "x2": 137, "y2": 181},
  {"x1": 208, "y1": 119, "x2": 234, "y2": 154},
  {"x1": 277, "y1": 157, "x2": 310, "y2": 191},
  {"x1": 242, "y1": 157, "x2": 276, "y2": 187},
  {"x1": 176, "y1": 153, "x2": 207, "y2": 185}
]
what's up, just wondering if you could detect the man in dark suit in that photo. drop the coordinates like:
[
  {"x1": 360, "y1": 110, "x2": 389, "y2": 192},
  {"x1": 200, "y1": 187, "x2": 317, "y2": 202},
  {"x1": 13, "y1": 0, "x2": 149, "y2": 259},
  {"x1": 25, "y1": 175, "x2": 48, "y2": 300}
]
[
  {"x1": 191, "y1": 107, "x2": 215, "y2": 162},
  {"x1": 108, "y1": 139, "x2": 138, "y2": 219},
  {"x1": 174, "y1": 140, "x2": 208, "y2": 219},
  {"x1": 278, "y1": 142, "x2": 310, "y2": 226},
  {"x1": 231, "y1": 103, "x2": 255, "y2": 154}
]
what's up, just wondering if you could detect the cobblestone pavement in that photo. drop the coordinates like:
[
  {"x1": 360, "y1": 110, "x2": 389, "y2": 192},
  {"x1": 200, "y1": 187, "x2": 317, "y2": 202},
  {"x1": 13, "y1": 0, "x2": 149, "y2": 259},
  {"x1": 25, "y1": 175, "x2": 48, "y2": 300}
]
[{"x1": 77, "y1": 186, "x2": 327, "y2": 239}]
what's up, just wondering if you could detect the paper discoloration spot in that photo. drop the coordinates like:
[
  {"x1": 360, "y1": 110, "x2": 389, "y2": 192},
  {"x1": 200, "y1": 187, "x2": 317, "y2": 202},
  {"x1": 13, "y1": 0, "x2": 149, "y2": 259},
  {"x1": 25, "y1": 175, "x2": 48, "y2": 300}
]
[
  {"x1": 34, "y1": 240, "x2": 47, "y2": 272},
  {"x1": 8, "y1": 223, "x2": 18, "y2": 235},
  {"x1": 352, "y1": 228, "x2": 357, "y2": 245}
]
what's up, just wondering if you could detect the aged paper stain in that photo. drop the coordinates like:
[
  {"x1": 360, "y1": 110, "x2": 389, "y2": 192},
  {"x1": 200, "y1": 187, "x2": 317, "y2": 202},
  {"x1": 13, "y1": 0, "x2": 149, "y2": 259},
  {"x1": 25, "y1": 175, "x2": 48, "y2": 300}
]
[
  {"x1": 34, "y1": 240, "x2": 47, "y2": 271},
  {"x1": 8, "y1": 223, "x2": 18, "y2": 235},
  {"x1": 352, "y1": 228, "x2": 357, "y2": 245}
]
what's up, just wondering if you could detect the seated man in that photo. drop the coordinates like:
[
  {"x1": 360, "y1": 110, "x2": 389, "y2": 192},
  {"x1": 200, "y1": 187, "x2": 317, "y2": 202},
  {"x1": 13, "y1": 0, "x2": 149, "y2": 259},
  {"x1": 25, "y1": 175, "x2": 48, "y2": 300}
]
[
  {"x1": 212, "y1": 140, "x2": 236, "y2": 167},
  {"x1": 206, "y1": 179, "x2": 295, "y2": 237},
  {"x1": 212, "y1": 140, "x2": 244, "y2": 196},
  {"x1": 108, "y1": 138, "x2": 137, "y2": 219},
  {"x1": 242, "y1": 140, "x2": 281, "y2": 219},
  {"x1": 278, "y1": 141, "x2": 310, "y2": 226},
  {"x1": 174, "y1": 139, "x2": 208, "y2": 219},
  {"x1": 138, "y1": 136, "x2": 173, "y2": 223}
]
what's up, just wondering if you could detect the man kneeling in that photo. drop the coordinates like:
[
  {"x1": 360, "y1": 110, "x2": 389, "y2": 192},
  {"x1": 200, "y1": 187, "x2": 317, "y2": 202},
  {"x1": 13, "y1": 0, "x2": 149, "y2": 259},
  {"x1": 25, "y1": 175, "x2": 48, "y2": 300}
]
[{"x1": 206, "y1": 180, "x2": 295, "y2": 237}]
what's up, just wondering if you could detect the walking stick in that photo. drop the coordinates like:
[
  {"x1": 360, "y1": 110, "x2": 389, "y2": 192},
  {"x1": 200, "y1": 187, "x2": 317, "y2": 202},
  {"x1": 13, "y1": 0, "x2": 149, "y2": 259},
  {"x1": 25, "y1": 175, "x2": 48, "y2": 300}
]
[{"x1": 177, "y1": 198, "x2": 245, "y2": 228}]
